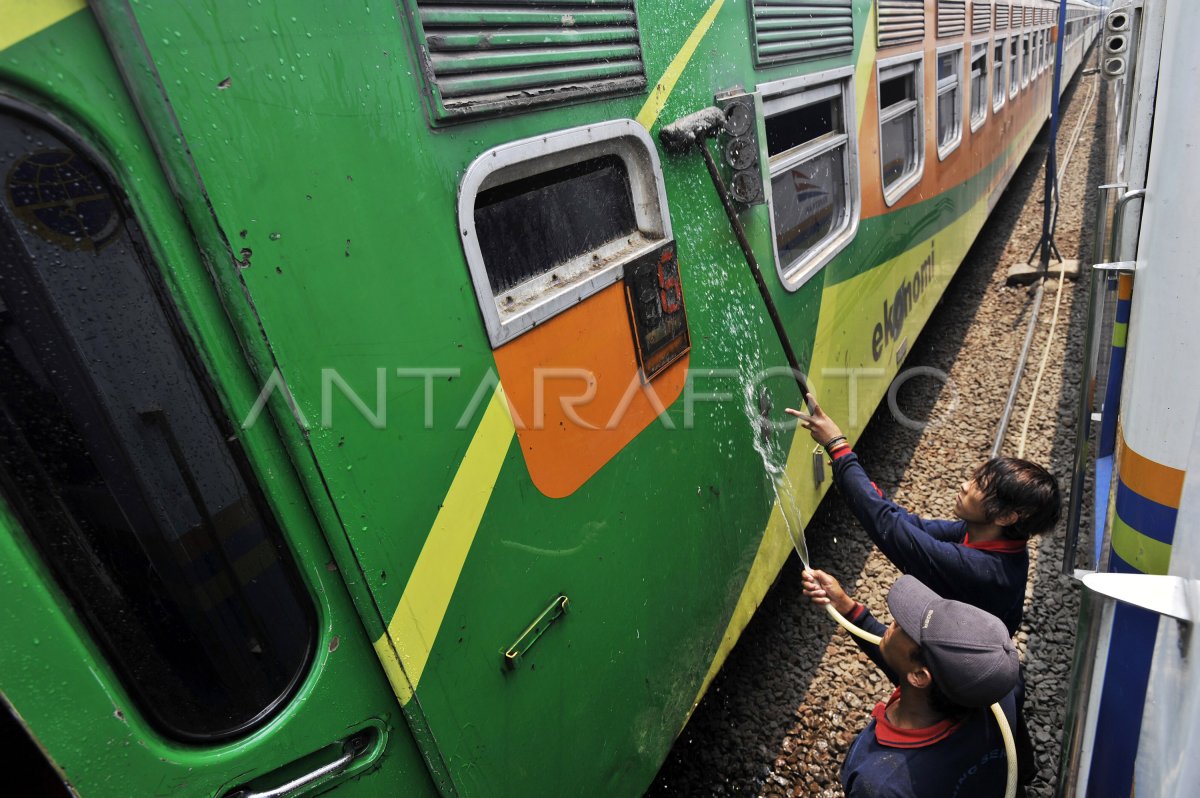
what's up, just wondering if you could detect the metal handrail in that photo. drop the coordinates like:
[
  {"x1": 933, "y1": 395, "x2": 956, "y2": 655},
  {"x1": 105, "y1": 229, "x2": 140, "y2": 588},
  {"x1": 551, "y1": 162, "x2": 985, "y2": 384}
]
[
  {"x1": 1061, "y1": 186, "x2": 1146, "y2": 575},
  {"x1": 1110, "y1": 188, "x2": 1148, "y2": 258}
]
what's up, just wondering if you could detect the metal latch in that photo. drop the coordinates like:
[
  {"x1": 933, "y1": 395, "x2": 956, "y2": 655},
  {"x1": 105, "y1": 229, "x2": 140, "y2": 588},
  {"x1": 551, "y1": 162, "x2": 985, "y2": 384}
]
[{"x1": 505, "y1": 595, "x2": 569, "y2": 669}]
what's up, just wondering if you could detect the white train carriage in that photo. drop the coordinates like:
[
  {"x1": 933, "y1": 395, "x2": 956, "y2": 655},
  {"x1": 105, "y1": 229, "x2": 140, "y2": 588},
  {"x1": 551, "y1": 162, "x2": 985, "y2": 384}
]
[{"x1": 1058, "y1": 1, "x2": 1200, "y2": 796}]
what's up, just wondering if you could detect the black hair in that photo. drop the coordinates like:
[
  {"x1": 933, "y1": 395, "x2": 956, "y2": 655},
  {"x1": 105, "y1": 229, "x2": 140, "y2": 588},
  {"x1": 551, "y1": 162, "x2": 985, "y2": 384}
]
[
  {"x1": 912, "y1": 646, "x2": 970, "y2": 719},
  {"x1": 972, "y1": 457, "x2": 1062, "y2": 539}
]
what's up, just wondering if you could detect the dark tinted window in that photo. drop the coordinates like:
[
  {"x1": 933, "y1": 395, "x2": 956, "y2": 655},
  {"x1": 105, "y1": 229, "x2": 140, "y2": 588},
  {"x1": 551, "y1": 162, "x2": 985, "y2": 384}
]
[
  {"x1": 880, "y1": 74, "x2": 913, "y2": 108},
  {"x1": 474, "y1": 155, "x2": 638, "y2": 295},
  {"x1": 765, "y1": 98, "x2": 839, "y2": 157},
  {"x1": 0, "y1": 111, "x2": 314, "y2": 741}
]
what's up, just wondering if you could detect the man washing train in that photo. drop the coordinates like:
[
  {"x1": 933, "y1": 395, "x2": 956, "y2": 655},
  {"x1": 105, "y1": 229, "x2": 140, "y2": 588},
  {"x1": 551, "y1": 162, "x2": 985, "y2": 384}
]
[
  {"x1": 802, "y1": 570, "x2": 1021, "y2": 798},
  {"x1": 785, "y1": 393, "x2": 1061, "y2": 636},
  {"x1": 786, "y1": 392, "x2": 1061, "y2": 793}
]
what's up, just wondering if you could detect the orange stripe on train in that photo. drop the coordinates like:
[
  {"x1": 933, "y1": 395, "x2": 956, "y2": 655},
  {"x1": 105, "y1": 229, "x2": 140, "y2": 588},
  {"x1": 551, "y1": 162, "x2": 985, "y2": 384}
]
[{"x1": 1117, "y1": 433, "x2": 1185, "y2": 510}]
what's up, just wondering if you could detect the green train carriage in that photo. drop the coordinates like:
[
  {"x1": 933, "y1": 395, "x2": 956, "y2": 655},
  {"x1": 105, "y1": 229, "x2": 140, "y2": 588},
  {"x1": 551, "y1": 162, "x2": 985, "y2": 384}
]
[{"x1": 0, "y1": 1, "x2": 1097, "y2": 795}]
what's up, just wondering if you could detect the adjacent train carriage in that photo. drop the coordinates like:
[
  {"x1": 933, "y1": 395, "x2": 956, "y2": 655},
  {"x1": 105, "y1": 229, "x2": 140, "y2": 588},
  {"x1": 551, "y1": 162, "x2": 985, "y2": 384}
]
[
  {"x1": 1058, "y1": 1, "x2": 1200, "y2": 796},
  {"x1": 0, "y1": 1, "x2": 1096, "y2": 795}
]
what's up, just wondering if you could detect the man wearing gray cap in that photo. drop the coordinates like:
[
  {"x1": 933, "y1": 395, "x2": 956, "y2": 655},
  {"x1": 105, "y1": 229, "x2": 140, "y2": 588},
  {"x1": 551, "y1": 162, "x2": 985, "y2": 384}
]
[{"x1": 802, "y1": 570, "x2": 1021, "y2": 798}]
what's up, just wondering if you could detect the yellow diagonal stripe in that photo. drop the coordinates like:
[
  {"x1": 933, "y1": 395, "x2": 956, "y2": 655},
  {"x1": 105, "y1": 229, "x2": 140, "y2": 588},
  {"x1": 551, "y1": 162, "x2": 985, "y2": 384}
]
[
  {"x1": 0, "y1": 0, "x2": 85, "y2": 52},
  {"x1": 855, "y1": 4, "x2": 879, "y2": 125},
  {"x1": 376, "y1": 384, "x2": 515, "y2": 703},
  {"x1": 635, "y1": 0, "x2": 726, "y2": 131}
]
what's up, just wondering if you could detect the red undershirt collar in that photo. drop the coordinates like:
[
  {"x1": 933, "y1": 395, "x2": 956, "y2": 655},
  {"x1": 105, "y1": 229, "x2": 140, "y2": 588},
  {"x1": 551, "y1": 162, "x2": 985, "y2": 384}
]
[
  {"x1": 962, "y1": 533, "x2": 1027, "y2": 553},
  {"x1": 871, "y1": 689, "x2": 964, "y2": 749}
]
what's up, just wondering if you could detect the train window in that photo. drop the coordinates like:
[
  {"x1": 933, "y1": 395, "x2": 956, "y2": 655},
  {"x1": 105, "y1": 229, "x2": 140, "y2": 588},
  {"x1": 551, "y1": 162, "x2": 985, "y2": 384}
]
[
  {"x1": 1009, "y1": 36, "x2": 1020, "y2": 98},
  {"x1": 0, "y1": 109, "x2": 314, "y2": 741},
  {"x1": 459, "y1": 120, "x2": 671, "y2": 347},
  {"x1": 1021, "y1": 33, "x2": 1032, "y2": 86},
  {"x1": 760, "y1": 67, "x2": 860, "y2": 289},
  {"x1": 993, "y1": 38, "x2": 1007, "y2": 111},
  {"x1": 936, "y1": 46, "x2": 964, "y2": 159},
  {"x1": 877, "y1": 52, "x2": 925, "y2": 206},
  {"x1": 970, "y1": 42, "x2": 989, "y2": 131}
]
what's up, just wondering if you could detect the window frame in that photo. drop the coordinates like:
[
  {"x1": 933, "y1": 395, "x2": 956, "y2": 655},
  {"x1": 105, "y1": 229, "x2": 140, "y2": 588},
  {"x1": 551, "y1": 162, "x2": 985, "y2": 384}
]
[
  {"x1": 1009, "y1": 34, "x2": 1020, "y2": 99},
  {"x1": 760, "y1": 65, "x2": 861, "y2": 291},
  {"x1": 993, "y1": 37, "x2": 1007, "y2": 112},
  {"x1": 876, "y1": 51, "x2": 926, "y2": 207},
  {"x1": 969, "y1": 40, "x2": 990, "y2": 132},
  {"x1": 935, "y1": 43, "x2": 964, "y2": 160},
  {"x1": 1021, "y1": 32, "x2": 1032, "y2": 87},
  {"x1": 458, "y1": 120, "x2": 672, "y2": 348}
]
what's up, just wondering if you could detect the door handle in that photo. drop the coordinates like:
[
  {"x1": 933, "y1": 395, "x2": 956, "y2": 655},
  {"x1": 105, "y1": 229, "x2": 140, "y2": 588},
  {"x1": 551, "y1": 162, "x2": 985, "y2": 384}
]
[{"x1": 225, "y1": 729, "x2": 373, "y2": 798}]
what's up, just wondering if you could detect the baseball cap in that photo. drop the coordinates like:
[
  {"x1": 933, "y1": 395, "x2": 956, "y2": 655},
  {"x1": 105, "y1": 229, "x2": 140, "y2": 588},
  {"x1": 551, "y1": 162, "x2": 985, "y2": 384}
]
[{"x1": 886, "y1": 575, "x2": 1019, "y2": 708}]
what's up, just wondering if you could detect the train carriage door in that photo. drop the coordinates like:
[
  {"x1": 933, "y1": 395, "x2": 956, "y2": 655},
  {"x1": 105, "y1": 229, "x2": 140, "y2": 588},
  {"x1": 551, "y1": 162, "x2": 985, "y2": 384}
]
[{"x1": 0, "y1": 105, "x2": 435, "y2": 796}]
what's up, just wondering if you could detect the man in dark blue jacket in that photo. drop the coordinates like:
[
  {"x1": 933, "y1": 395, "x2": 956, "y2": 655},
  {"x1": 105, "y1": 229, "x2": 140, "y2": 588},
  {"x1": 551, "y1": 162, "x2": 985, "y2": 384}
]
[
  {"x1": 802, "y1": 570, "x2": 1021, "y2": 798},
  {"x1": 786, "y1": 393, "x2": 1060, "y2": 635}
]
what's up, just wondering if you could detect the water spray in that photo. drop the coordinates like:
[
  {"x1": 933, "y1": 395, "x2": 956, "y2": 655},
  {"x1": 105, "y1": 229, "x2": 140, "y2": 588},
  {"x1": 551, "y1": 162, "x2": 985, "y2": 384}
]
[{"x1": 660, "y1": 106, "x2": 1017, "y2": 798}]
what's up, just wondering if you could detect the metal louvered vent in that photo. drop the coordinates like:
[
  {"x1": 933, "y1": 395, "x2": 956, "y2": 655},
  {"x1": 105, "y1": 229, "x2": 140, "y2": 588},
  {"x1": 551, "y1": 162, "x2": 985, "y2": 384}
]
[
  {"x1": 1025, "y1": 7, "x2": 1034, "y2": 26},
  {"x1": 937, "y1": 1, "x2": 966, "y2": 37},
  {"x1": 973, "y1": 2, "x2": 991, "y2": 33},
  {"x1": 995, "y1": 3, "x2": 1009, "y2": 29},
  {"x1": 750, "y1": 0, "x2": 855, "y2": 67},
  {"x1": 410, "y1": 0, "x2": 646, "y2": 122},
  {"x1": 878, "y1": 0, "x2": 925, "y2": 47}
]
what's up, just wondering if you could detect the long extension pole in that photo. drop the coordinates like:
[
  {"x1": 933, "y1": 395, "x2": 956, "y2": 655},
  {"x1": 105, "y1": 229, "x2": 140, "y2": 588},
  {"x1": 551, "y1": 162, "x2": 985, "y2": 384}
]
[{"x1": 695, "y1": 140, "x2": 813, "y2": 406}]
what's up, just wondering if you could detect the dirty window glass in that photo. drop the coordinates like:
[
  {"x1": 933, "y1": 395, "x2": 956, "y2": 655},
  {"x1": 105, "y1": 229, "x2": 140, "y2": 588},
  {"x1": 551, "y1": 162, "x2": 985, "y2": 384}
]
[
  {"x1": 762, "y1": 73, "x2": 857, "y2": 285},
  {"x1": 970, "y1": 44, "x2": 988, "y2": 128},
  {"x1": 1009, "y1": 37, "x2": 1019, "y2": 95},
  {"x1": 474, "y1": 155, "x2": 638, "y2": 296},
  {"x1": 994, "y1": 39, "x2": 1006, "y2": 109},
  {"x1": 878, "y1": 57, "x2": 922, "y2": 201},
  {"x1": 771, "y1": 148, "x2": 846, "y2": 270},
  {"x1": 936, "y1": 49, "x2": 962, "y2": 157},
  {"x1": 0, "y1": 111, "x2": 314, "y2": 741}
]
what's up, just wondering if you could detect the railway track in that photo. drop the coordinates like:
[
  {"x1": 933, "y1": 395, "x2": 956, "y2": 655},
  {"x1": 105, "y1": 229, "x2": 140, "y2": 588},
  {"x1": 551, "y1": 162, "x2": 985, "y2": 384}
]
[{"x1": 649, "y1": 54, "x2": 1107, "y2": 798}]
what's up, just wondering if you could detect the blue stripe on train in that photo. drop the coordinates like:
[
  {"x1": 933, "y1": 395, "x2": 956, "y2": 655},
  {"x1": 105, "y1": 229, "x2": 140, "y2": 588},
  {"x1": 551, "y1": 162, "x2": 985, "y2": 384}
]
[
  {"x1": 1114, "y1": 296, "x2": 1131, "y2": 324},
  {"x1": 1098, "y1": 344, "x2": 1126, "y2": 458},
  {"x1": 1114, "y1": 481, "x2": 1179, "y2": 545},
  {"x1": 1093, "y1": 454, "x2": 1112, "y2": 565},
  {"x1": 1108, "y1": 547, "x2": 1141, "y2": 574},
  {"x1": 1085, "y1": 601, "x2": 1158, "y2": 798}
]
